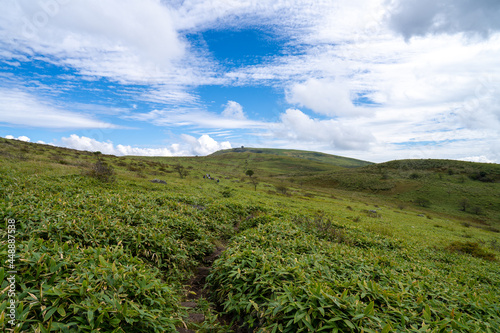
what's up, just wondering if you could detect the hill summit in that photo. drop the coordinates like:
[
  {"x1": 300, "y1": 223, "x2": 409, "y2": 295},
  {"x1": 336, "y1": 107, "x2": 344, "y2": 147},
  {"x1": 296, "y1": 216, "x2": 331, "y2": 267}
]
[{"x1": 210, "y1": 147, "x2": 373, "y2": 168}]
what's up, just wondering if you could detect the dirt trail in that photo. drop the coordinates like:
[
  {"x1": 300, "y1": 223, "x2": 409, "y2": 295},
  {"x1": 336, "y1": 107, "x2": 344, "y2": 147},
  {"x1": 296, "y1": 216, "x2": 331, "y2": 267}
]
[{"x1": 176, "y1": 246, "x2": 225, "y2": 333}]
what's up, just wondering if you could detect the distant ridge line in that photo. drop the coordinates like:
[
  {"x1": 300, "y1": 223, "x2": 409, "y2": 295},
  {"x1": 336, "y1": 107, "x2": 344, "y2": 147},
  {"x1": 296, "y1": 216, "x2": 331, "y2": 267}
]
[{"x1": 210, "y1": 147, "x2": 373, "y2": 168}]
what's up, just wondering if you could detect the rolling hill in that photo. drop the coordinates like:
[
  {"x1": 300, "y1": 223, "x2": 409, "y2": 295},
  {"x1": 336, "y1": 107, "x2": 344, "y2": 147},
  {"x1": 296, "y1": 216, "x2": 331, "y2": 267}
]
[
  {"x1": 1, "y1": 137, "x2": 499, "y2": 332},
  {"x1": 210, "y1": 147, "x2": 373, "y2": 168},
  {"x1": 296, "y1": 158, "x2": 500, "y2": 228}
]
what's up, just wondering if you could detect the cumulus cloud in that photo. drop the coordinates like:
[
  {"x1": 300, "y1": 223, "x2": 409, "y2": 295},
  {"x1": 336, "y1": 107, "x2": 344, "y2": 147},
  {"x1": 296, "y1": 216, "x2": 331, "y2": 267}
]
[
  {"x1": 60, "y1": 135, "x2": 116, "y2": 155},
  {"x1": 0, "y1": 88, "x2": 119, "y2": 129},
  {"x1": 60, "y1": 134, "x2": 230, "y2": 156},
  {"x1": 4, "y1": 135, "x2": 30, "y2": 142},
  {"x1": 0, "y1": 0, "x2": 195, "y2": 84},
  {"x1": 221, "y1": 101, "x2": 246, "y2": 120},
  {"x1": 180, "y1": 134, "x2": 231, "y2": 155},
  {"x1": 286, "y1": 78, "x2": 362, "y2": 117},
  {"x1": 459, "y1": 156, "x2": 495, "y2": 163},
  {"x1": 272, "y1": 108, "x2": 374, "y2": 150},
  {"x1": 386, "y1": 0, "x2": 500, "y2": 40}
]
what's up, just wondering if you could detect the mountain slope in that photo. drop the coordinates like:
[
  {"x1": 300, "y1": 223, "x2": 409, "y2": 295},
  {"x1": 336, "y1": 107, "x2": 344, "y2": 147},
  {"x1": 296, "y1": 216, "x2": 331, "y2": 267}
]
[
  {"x1": 297, "y1": 158, "x2": 500, "y2": 228},
  {"x1": 1, "y1": 137, "x2": 499, "y2": 332},
  {"x1": 210, "y1": 147, "x2": 372, "y2": 168}
]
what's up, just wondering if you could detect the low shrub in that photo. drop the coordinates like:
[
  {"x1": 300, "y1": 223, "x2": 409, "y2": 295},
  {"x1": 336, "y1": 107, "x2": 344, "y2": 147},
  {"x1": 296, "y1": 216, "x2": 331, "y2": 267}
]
[
  {"x1": 87, "y1": 159, "x2": 116, "y2": 183},
  {"x1": 220, "y1": 187, "x2": 233, "y2": 198},
  {"x1": 415, "y1": 197, "x2": 431, "y2": 208},
  {"x1": 446, "y1": 241, "x2": 496, "y2": 261},
  {"x1": 275, "y1": 184, "x2": 288, "y2": 195}
]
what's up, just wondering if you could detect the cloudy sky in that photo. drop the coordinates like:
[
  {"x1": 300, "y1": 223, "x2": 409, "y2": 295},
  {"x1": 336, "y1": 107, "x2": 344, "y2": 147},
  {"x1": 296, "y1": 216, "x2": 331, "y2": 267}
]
[{"x1": 1, "y1": 0, "x2": 499, "y2": 162}]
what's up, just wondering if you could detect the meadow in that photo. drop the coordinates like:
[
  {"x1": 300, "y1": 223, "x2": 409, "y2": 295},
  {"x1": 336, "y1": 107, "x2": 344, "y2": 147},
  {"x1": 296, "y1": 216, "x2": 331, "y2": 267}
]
[{"x1": 1, "y1": 138, "x2": 499, "y2": 332}]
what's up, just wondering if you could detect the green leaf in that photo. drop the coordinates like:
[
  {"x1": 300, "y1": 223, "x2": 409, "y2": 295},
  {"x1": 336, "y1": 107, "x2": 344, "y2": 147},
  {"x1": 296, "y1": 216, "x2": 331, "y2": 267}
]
[
  {"x1": 318, "y1": 307, "x2": 325, "y2": 316},
  {"x1": 328, "y1": 317, "x2": 343, "y2": 322},
  {"x1": 423, "y1": 304, "x2": 431, "y2": 321},
  {"x1": 381, "y1": 323, "x2": 392, "y2": 333},
  {"x1": 353, "y1": 314, "x2": 365, "y2": 321},
  {"x1": 294, "y1": 311, "x2": 306, "y2": 323},
  {"x1": 303, "y1": 317, "x2": 315, "y2": 331},
  {"x1": 110, "y1": 318, "x2": 121, "y2": 326},
  {"x1": 364, "y1": 301, "x2": 375, "y2": 316},
  {"x1": 87, "y1": 309, "x2": 94, "y2": 325},
  {"x1": 344, "y1": 320, "x2": 355, "y2": 329},
  {"x1": 57, "y1": 305, "x2": 66, "y2": 317},
  {"x1": 44, "y1": 306, "x2": 58, "y2": 321}
]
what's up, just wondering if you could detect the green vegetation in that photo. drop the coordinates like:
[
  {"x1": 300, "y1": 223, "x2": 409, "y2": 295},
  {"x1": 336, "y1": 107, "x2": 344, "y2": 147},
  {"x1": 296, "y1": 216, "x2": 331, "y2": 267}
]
[
  {"x1": 86, "y1": 152, "x2": 116, "y2": 183},
  {"x1": 299, "y1": 159, "x2": 500, "y2": 228},
  {"x1": 211, "y1": 147, "x2": 373, "y2": 168},
  {"x1": 1, "y1": 138, "x2": 499, "y2": 332},
  {"x1": 446, "y1": 241, "x2": 496, "y2": 261},
  {"x1": 209, "y1": 221, "x2": 499, "y2": 332}
]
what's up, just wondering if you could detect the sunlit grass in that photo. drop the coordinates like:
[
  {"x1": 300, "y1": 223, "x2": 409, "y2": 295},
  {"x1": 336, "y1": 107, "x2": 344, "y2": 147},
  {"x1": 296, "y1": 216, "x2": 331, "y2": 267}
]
[{"x1": 1, "y1": 138, "x2": 499, "y2": 332}]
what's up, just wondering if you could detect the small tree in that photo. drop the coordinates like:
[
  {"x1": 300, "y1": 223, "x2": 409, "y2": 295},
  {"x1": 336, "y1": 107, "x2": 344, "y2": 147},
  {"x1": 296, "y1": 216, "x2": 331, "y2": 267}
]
[
  {"x1": 173, "y1": 163, "x2": 189, "y2": 179},
  {"x1": 88, "y1": 153, "x2": 115, "y2": 183},
  {"x1": 245, "y1": 169, "x2": 254, "y2": 178},
  {"x1": 471, "y1": 206, "x2": 483, "y2": 215},
  {"x1": 275, "y1": 184, "x2": 288, "y2": 195},
  {"x1": 459, "y1": 197, "x2": 470, "y2": 212},
  {"x1": 409, "y1": 172, "x2": 421, "y2": 179},
  {"x1": 249, "y1": 177, "x2": 259, "y2": 191},
  {"x1": 415, "y1": 196, "x2": 431, "y2": 208}
]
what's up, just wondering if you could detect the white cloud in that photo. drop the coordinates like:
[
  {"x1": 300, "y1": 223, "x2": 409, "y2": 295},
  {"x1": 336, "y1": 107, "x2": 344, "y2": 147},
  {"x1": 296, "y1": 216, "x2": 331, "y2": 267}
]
[
  {"x1": 60, "y1": 135, "x2": 116, "y2": 155},
  {"x1": 271, "y1": 108, "x2": 374, "y2": 150},
  {"x1": 139, "y1": 85, "x2": 201, "y2": 105},
  {"x1": 286, "y1": 78, "x2": 363, "y2": 117},
  {"x1": 0, "y1": 0, "x2": 206, "y2": 85},
  {"x1": 4, "y1": 135, "x2": 30, "y2": 142},
  {"x1": 221, "y1": 101, "x2": 246, "y2": 120},
  {"x1": 459, "y1": 156, "x2": 495, "y2": 164},
  {"x1": 180, "y1": 134, "x2": 232, "y2": 155},
  {"x1": 0, "y1": 88, "x2": 119, "y2": 129},
  {"x1": 60, "y1": 134, "x2": 231, "y2": 156},
  {"x1": 386, "y1": 0, "x2": 500, "y2": 40},
  {"x1": 127, "y1": 107, "x2": 265, "y2": 130},
  {"x1": 172, "y1": 0, "x2": 335, "y2": 32}
]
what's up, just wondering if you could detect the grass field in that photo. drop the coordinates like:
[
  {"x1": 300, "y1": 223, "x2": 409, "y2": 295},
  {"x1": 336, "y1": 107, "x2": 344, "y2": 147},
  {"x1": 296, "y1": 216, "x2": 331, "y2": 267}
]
[
  {"x1": 1, "y1": 138, "x2": 499, "y2": 332},
  {"x1": 210, "y1": 147, "x2": 373, "y2": 168}
]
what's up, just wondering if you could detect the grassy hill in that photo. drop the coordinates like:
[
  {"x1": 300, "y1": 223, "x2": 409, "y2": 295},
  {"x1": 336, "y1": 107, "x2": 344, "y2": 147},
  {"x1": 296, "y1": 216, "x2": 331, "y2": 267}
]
[
  {"x1": 297, "y1": 159, "x2": 500, "y2": 230},
  {"x1": 210, "y1": 147, "x2": 373, "y2": 168},
  {"x1": 1, "y1": 138, "x2": 499, "y2": 332}
]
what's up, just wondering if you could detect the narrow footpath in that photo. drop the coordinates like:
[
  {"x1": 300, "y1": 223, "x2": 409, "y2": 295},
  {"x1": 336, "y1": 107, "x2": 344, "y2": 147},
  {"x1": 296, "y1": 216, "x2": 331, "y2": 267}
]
[{"x1": 175, "y1": 246, "x2": 226, "y2": 333}]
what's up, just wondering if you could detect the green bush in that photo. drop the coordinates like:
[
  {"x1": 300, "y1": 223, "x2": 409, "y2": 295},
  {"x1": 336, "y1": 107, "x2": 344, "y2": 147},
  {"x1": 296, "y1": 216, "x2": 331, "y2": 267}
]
[
  {"x1": 275, "y1": 184, "x2": 288, "y2": 195},
  {"x1": 87, "y1": 159, "x2": 116, "y2": 183},
  {"x1": 415, "y1": 196, "x2": 431, "y2": 208},
  {"x1": 446, "y1": 241, "x2": 496, "y2": 261}
]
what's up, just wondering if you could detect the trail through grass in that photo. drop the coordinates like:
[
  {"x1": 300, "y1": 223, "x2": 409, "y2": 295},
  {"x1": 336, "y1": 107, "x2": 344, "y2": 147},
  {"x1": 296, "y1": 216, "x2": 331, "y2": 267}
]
[{"x1": 1, "y1": 138, "x2": 499, "y2": 332}]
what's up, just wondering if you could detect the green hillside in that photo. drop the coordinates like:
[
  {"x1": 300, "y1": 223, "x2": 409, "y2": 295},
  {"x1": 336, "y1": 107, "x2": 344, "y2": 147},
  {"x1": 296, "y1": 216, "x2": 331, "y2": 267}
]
[
  {"x1": 1, "y1": 138, "x2": 499, "y2": 332},
  {"x1": 297, "y1": 159, "x2": 500, "y2": 230},
  {"x1": 210, "y1": 147, "x2": 373, "y2": 168}
]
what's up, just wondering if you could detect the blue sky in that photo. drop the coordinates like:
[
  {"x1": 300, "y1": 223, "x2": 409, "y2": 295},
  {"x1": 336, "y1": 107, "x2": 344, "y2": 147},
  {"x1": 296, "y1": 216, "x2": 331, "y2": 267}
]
[{"x1": 1, "y1": 0, "x2": 500, "y2": 162}]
